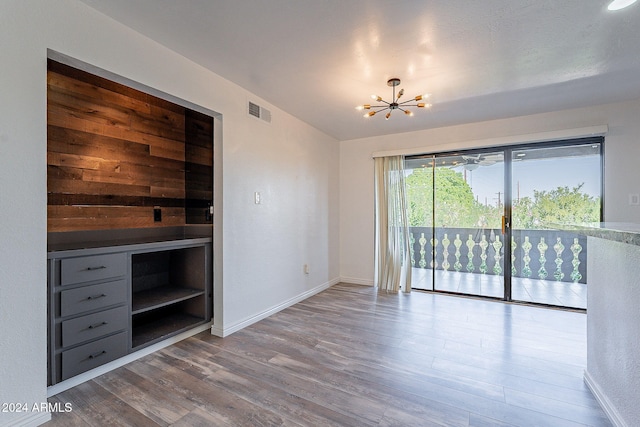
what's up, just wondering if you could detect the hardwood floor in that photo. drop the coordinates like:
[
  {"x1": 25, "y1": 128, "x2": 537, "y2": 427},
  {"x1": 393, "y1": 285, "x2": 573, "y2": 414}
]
[{"x1": 45, "y1": 283, "x2": 611, "y2": 426}]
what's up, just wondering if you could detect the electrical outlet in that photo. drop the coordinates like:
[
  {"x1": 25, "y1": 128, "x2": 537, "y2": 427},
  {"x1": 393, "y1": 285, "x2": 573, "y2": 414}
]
[
  {"x1": 629, "y1": 193, "x2": 639, "y2": 206},
  {"x1": 254, "y1": 192, "x2": 261, "y2": 204},
  {"x1": 153, "y1": 207, "x2": 162, "y2": 222},
  {"x1": 303, "y1": 264, "x2": 309, "y2": 274}
]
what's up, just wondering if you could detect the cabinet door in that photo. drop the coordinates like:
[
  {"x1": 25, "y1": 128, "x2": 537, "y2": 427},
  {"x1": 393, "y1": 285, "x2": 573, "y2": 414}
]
[
  {"x1": 61, "y1": 306, "x2": 128, "y2": 347},
  {"x1": 61, "y1": 332, "x2": 128, "y2": 380},
  {"x1": 60, "y1": 253, "x2": 126, "y2": 286},
  {"x1": 60, "y1": 279, "x2": 127, "y2": 317}
]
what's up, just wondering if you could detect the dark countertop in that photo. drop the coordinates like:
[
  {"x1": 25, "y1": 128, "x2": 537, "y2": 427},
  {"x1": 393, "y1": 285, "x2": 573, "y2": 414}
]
[{"x1": 48, "y1": 226, "x2": 213, "y2": 253}]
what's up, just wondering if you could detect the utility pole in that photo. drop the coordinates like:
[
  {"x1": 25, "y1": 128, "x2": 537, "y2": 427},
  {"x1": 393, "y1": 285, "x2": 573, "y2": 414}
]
[{"x1": 495, "y1": 191, "x2": 502, "y2": 207}]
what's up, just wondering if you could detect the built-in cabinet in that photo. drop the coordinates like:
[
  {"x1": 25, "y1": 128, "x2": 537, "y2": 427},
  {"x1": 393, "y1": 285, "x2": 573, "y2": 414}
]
[
  {"x1": 46, "y1": 56, "x2": 215, "y2": 387},
  {"x1": 48, "y1": 234, "x2": 212, "y2": 385}
]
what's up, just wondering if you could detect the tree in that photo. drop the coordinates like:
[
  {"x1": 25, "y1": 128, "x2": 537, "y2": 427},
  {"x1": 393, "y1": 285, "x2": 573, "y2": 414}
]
[
  {"x1": 527, "y1": 184, "x2": 599, "y2": 228},
  {"x1": 407, "y1": 170, "x2": 599, "y2": 230},
  {"x1": 406, "y1": 167, "x2": 479, "y2": 227}
]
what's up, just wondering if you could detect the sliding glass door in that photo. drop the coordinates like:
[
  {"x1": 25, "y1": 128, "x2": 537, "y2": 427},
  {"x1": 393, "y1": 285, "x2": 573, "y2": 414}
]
[
  {"x1": 433, "y1": 152, "x2": 505, "y2": 298},
  {"x1": 510, "y1": 143, "x2": 601, "y2": 308},
  {"x1": 406, "y1": 138, "x2": 602, "y2": 309}
]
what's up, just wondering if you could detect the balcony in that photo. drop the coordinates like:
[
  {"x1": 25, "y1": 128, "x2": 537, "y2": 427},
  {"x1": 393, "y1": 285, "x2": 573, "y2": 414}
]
[{"x1": 409, "y1": 227, "x2": 588, "y2": 309}]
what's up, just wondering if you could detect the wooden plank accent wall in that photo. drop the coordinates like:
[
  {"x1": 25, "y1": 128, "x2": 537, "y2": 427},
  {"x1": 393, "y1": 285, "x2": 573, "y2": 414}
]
[
  {"x1": 185, "y1": 109, "x2": 214, "y2": 224},
  {"x1": 47, "y1": 60, "x2": 213, "y2": 232}
]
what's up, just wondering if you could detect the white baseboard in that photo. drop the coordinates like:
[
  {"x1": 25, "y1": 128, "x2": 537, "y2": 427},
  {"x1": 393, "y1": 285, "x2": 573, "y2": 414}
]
[
  {"x1": 211, "y1": 277, "x2": 339, "y2": 337},
  {"x1": 0, "y1": 411, "x2": 51, "y2": 427},
  {"x1": 209, "y1": 323, "x2": 225, "y2": 337},
  {"x1": 584, "y1": 370, "x2": 627, "y2": 427},
  {"x1": 339, "y1": 276, "x2": 374, "y2": 286},
  {"x1": 47, "y1": 323, "x2": 212, "y2": 397}
]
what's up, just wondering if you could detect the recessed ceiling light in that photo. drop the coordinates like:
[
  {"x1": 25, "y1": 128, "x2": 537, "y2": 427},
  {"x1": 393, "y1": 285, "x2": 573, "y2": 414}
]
[{"x1": 608, "y1": 0, "x2": 637, "y2": 11}]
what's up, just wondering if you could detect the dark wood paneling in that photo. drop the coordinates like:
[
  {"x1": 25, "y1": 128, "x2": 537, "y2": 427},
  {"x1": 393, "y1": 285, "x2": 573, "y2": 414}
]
[
  {"x1": 185, "y1": 109, "x2": 213, "y2": 224},
  {"x1": 48, "y1": 194, "x2": 185, "y2": 208},
  {"x1": 48, "y1": 206, "x2": 186, "y2": 231},
  {"x1": 47, "y1": 60, "x2": 184, "y2": 114},
  {"x1": 47, "y1": 59, "x2": 213, "y2": 232}
]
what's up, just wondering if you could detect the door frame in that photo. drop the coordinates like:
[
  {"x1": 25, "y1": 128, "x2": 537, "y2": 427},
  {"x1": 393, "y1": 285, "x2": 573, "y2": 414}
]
[{"x1": 406, "y1": 136, "x2": 604, "y2": 306}]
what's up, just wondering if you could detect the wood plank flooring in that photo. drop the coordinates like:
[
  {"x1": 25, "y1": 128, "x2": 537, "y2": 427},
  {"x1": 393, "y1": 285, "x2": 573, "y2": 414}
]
[{"x1": 44, "y1": 283, "x2": 611, "y2": 426}]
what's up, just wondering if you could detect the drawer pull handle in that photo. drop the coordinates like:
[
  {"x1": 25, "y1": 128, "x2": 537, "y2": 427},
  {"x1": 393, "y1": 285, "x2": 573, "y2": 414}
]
[
  {"x1": 88, "y1": 350, "x2": 106, "y2": 359},
  {"x1": 86, "y1": 294, "x2": 107, "y2": 300},
  {"x1": 86, "y1": 266, "x2": 107, "y2": 271},
  {"x1": 87, "y1": 321, "x2": 108, "y2": 329}
]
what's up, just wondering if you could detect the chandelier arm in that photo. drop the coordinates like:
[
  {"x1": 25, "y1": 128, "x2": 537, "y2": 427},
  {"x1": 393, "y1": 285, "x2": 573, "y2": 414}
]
[{"x1": 359, "y1": 104, "x2": 390, "y2": 111}]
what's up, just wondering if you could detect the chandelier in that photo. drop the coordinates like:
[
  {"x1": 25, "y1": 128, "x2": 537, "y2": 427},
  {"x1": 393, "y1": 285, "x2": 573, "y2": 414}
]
[{"x1": 356, "y1": 78, "x2": 431, "y2": 119}]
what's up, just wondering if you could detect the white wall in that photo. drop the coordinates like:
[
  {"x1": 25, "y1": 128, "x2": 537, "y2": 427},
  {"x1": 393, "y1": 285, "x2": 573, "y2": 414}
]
[
  {"x1": 586, "y1": 236, "x2": 640, "y2": 427},
  {"x1": 340, "y1": 98, "x2": 640, "y2": 284},
  {"x1": 0, "y1": 1, "x2": 339, "y2": 425}
]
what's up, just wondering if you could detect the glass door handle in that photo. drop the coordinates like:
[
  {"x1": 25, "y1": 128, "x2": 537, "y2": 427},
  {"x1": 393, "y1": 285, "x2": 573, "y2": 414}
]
[{"x1": 502, "y1": 216, "x2": 510, "y2": 234}]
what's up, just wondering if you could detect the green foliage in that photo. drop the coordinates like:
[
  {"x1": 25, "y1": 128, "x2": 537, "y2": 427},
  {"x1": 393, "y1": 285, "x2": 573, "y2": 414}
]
[
  {"x1": 406, "y1": 168, "x2": 599, "y2": 230},
  {"x1": 406, "y1": 167, "x2": 479, "y2": 228},
  {"x1": 512, "y1": 184, "x2": 600, "y2": 229}
]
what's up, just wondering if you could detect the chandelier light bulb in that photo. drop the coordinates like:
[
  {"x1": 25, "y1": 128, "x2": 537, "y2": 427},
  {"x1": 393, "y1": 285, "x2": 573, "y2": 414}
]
[
  {"x1": 404, "y1": 110, "x2": 413, "y2": 116},
  {"x1": 385, "y1": 112, "x2": 391, "y2": 120},
  {"x1": 397, "y1": 89, "x2": 404, "y2": 99}
]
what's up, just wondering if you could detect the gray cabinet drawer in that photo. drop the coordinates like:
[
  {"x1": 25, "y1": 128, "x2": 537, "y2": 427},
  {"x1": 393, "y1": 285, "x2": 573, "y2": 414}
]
[
  {"x1": 61, "y1": 332, "x2": 128, "y2": 381},
  {"x1": 61, "y1": 279, "x2": 127, "y2": 317},
  {"x1": 61, "y1": 253, "x2": 126, "y2": 286},
  {"x1": 61, "y1": 306, "x2": 128, "y2": 347}
]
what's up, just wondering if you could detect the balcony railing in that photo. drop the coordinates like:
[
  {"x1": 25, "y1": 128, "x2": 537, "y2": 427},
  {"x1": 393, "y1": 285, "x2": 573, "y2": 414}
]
[{"x1": 409, "y1": 227, "x2": 587, "y2": 284}]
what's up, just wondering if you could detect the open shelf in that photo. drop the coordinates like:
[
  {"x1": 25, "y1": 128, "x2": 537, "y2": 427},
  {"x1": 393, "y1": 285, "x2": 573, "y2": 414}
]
[
  {"x1": 130, "y1": 245, "x2": 209, "y2": 349},
  {"x1": 132, "y1": 286, "x2": 204, "y2": 315},
  {"x1": 132, "y1": 311, "x2": 204, "y2": 349}
]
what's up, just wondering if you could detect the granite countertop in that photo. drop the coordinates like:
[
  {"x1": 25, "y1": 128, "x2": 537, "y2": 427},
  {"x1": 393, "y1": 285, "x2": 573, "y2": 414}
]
[{"x1": 556, "y1": 222, "x2": 640, "y2": 246}]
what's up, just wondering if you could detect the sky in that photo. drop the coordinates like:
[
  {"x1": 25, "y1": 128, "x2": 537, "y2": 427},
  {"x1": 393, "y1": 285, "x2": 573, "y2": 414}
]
[{"x1": 457, "y1": 155, "x2": 601, "y2": 207}]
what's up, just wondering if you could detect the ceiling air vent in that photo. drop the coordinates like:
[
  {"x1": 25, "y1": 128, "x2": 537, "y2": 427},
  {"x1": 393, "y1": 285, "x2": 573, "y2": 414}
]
[{"x1": 248, "y1": 101, "x2": 271, "y2": 123}]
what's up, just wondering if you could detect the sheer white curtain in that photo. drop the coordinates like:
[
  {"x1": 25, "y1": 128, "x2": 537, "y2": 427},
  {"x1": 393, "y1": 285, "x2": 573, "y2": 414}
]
[{"x1": 374, "y1": 155, "x2": 412, "y2": 293}]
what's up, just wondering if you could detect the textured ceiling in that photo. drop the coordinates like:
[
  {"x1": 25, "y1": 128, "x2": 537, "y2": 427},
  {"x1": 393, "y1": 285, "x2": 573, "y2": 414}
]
[{"x1": 78, "y1": 0, "x2": 640, "y2": 140}]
